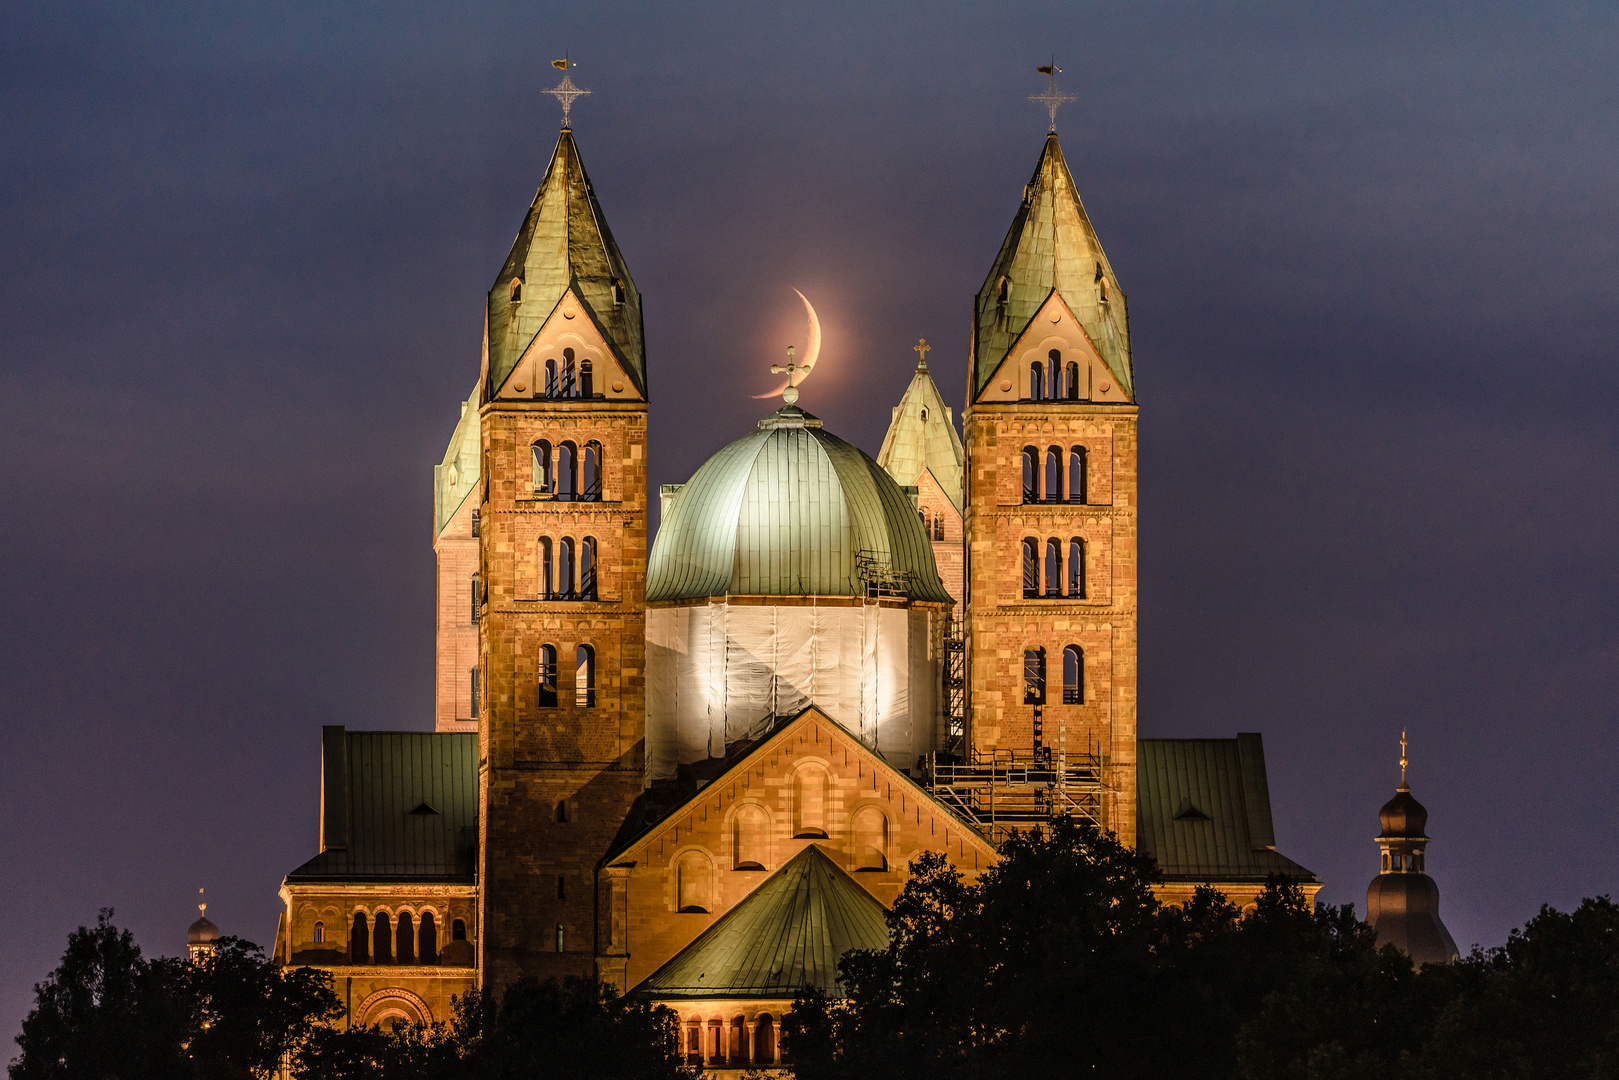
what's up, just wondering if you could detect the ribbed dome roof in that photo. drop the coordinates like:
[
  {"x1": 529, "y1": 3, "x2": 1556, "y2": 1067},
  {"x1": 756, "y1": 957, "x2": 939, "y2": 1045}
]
[
  {"x1": 188, "y1": 915, "x2": 219, "y2": 945},
  {"x1": 1379, "y1": 787, "x2": 1429, "y2": 838},
  {"x1": 647, "y1": 405, "x2": 952, "y2": 605}
]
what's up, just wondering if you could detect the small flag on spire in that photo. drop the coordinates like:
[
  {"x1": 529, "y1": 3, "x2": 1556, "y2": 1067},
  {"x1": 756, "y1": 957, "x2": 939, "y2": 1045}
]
[
  {"x1": 1037, "y1": 64, "x2": 1056, "y2": 75},
  {"x1": 552, "y1": 58, "x2": 569, "y2": 69}
]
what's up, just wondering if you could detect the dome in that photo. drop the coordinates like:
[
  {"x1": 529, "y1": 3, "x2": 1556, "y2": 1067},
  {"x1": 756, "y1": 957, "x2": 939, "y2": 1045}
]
[
  {"x1": 187, "y1": 914, "x2": 219, "y2": 945},
  {"x1": 1378, "y1": 787, "x2": 1429, "y2": 838},
  {"x1": 1366, "y1": 873, "x2": 1459, "y2": 965},
  {"x1": 648, "y1": 405, "x2": 952, "y2": 605}
]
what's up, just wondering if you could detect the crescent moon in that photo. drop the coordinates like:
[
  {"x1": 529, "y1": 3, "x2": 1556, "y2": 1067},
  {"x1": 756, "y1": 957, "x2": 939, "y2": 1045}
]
[{"x1": 753, "y1": 289, "x2": 822, "y2": 398}]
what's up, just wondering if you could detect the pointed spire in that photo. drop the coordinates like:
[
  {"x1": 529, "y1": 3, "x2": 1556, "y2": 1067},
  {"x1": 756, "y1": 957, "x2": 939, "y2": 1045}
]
[
  {"x1": 877, "y1": 346, "x2": 965, "y2": 515},
  {"x1": 486, "y1": 129, "x2": 646, "y2": 399},
  {"x1": 972, "y1": 134, "x2": 1132, "y2": 401}
]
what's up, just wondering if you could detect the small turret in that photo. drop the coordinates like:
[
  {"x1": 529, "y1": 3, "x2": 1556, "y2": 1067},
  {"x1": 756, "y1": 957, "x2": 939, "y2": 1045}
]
[
  {"x1": 1366, "y1": 733, "x2": 1459, "y2": 965},
  {"x1": 187, "y1": 888, "x2": 219, "y2": 963}
]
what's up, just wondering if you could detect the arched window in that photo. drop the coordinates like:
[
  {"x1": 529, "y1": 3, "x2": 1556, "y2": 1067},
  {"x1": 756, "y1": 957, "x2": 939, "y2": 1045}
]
[
  {"x1": 1048, "y1": 350, "x2": 1062, "y2": 400},
  {"x1": 372, "y1": 912, "x2": 392, "y2": 964},
  {"x1": 996, "y1": 275, "x2": 1010, "y2": 312},
  {"x1": 733, "y1": 805, "x2": 767, "y2": 870},
  {"x1": 538, "y1": 644, "x2": 558, "y2": 707},
  {"x1": 579, "y1": 357, "x2": 593, "y2": 398},
  {"x1": 556, "y1": 799, "x2": 569, "y2": 823},
  {"x1": 1023, "y1": 648, "x2": 1046, "y2": 705},
  {"x1": 532, "y1": 441, "x2": 552, "y2": 493},
  {"x1": 395, "y1": 911, "x2": 414, "y2": 964},
  {"x1": 676, "y1": 851, "x2": 712, "y2": 912},
  {"x1": 1068, "y1": 538, "x2": 1086, "y2": 599},
  {"x1": 350, "y1": 913, "x2": 368, "y2": 963},
  {"x1": 755, "y1": 1015, "x2": 777, "y2": 1065},
  {"x1": 470, "y1": 573, "x2": 480, "y2": 623},
  {"x1": 1044, "y1": 539, "x2": 1062, "y2": 598},
  {"x1": 1068, "y1": 446, "x2": 1088, "y2": 504},
  {"x1": 312, "y1": 921, "x2": 325, "y2": 944},
  {"x1": 558, "y1": 538, "x2": 575, "y2": 599},
  {"x1": 418, "y1": 913, "x2": 437, "y2": 964},
  {"x1": 509, "y1": 278, "x2": 522, "y2": 302},
  {"x1": 452, "y1": 919, "x2": 467, "y2": 941},
  {"x1": 611, "y1": 278, "x2": 626, "y2": 305},
  {"x1": 1066, "y1": 360, "x2": 1081, "y2": 400},
  {"x1": 544, "y1": 358, "x2": 558, "y2": 398},
  {"x1": 556, "y1": 442, "x2": 578, "y2": 500},
  {"x1": 555, "y1": 924, "x2": 565, "y2": 954},
  {"x1": 1045, "y1": 447, "x2": 1062, "y2": 502},
  {"x1": 470, "y1": 666, "x2": 479, "y2": 720},
  {"x1": 1029, "y1": 361, "x2": 1045, "y2": 402},
  {"x1": 933, "y1": 515, "x2": 945, "y2": 541},
  {"x1": 1022, "y1": 447, "x2": 1040, "y2": 504},
  {"x1": 580, "y1": 537, "x2": 598, "y2": 600},
  {"x1": 557, "y1": 874, "x2": 566, "y2": 900},
  {"x1": 1022, "y1": 538, "x2": 1040, "y2": 599},
  {"x1": 852, "y1": 805, "x2": 889, "y2": 871},
  {"x1": 1063, "y1": 645, "x2": 1084, "y2": 704},
  {"x1": 581, "y1": 441, "x2": 602, "y2": 501},
  {"x1": 561, "y1": 348, "x2": 577, "y2": 397},
  {"x1": 576, "y1": 644, "x2": 595, "y2": 707},
  {"x1": 793, "y1": 764, "x2": 829, "y2": 838},
  {"x1": 538, "y1": 538, "x2": 554, "y2": 600}
]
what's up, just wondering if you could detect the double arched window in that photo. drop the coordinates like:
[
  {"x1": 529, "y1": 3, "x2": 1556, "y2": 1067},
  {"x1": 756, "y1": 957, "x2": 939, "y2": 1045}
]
[
  {"x1": 1022, "y1": 537, "x2": 1086, "y2": 599},
  {"x1": 538, "y1": 536, "x2": 600, "y2": 600},
  {"x1": 531, "y1": 439, "x2": 604, "y2": 500}
]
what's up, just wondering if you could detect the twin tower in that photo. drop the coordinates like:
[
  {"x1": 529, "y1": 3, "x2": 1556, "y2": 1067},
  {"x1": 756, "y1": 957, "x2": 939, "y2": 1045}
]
[{"x1": 431, "y1": 125, "x2": 1141, "y2": 986}]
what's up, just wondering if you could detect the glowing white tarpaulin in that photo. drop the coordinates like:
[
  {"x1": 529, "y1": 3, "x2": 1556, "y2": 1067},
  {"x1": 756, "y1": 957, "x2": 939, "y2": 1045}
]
[{"x1": 645, "y1": 601, "x2": 941, "y2": 781}]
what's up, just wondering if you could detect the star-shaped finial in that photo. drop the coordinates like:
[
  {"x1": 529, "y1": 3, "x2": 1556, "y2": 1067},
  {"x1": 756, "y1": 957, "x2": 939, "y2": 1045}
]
[
  {"x1": 1030, "y1": 60, "x2": 1076, "y2": 133},
  {"x1": 546, "y1": 56, "x2": 591, "y2": 129}
]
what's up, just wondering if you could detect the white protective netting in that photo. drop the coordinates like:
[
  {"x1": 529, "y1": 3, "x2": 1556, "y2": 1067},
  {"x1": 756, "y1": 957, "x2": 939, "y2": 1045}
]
[{"x1": 645, "y1": 601, "x2": 940, "y2": 781}]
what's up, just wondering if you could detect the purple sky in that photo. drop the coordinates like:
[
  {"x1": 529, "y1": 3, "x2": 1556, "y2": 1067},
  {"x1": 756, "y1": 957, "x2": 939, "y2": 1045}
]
[{"x1": 4, "y1": 1, "x2": 1618, "y2": 1041}]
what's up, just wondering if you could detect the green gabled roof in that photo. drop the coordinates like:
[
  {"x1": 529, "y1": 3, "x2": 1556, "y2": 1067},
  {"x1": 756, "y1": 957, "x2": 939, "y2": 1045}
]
[
  {"x1": 1137, "y1": 735, "x2": 1317, "y2": 883},
  {"x1": 875, "y1": 363, "x2": 965, "y2": 516},
  {"x1": 636, "y1": 845, "x2": 890, "y2": 1000},
  {"x1": 433, "y1": 380, "x2": 481, "y2": 539},
  {"x1": 646, "y1": 406, "x2": 952, "y2": 604},
  {"x1": 485, "y1": 129, "x2": 646, "y2": 398},
  {"x1": 286, "y1": 728, "x2": 477, "y2": 883},
  {"x1": 973, "y1": 133, "x2": 1133, "y2": 400}
]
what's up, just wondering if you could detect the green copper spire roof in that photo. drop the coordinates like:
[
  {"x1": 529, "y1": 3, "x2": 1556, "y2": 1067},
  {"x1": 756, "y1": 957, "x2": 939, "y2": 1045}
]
[
  {"x1": 486, "y1": 129, "x2": 646, "y2": 398},
  {"x1": 876, "y1": 360, "x2": 965, "y2": 516},
  {"x1": 647, "y1": 405, "x2": 953, "y2": 604},
  {"x1": 973, "y1": 134, "x2": 1132, "y2": 400},
  {"x1": 635, "y1": 845, "x2": 890, "y2": 999}
]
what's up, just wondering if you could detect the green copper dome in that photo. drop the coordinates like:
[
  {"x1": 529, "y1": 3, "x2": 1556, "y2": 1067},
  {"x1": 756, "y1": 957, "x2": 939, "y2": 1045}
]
[{"x1": 647, "y1": 406, "x2": 952, "y2": 604}]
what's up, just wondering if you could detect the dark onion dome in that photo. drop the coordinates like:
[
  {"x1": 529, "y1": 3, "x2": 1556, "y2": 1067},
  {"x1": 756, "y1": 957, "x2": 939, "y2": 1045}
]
[
  {"x1": 187, "y1": 913, "x2": 219, "y2": 945},
  {"x1": 647, "y1": 405, "x2": 952, "y2": 605},
  {"x1": 1366, "y1": 872, "x2": 1458, "y2": 966},
  {"x1": 1378, "y1": 786, "x2": 1430, "y2": 839}
]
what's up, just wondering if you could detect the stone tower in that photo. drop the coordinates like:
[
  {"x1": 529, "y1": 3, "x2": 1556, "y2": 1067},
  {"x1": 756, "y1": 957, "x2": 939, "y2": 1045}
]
[
  {"x1": 476, "y1": 127, "x2": 649, "y2": 990},
  {"x1": 876, "y1": 343, "x2": 967, "y2": 603},
  {"x1": 961, "y1": 133, "x2": 1138, "y2": 844},
  {"x1": 1366, "y1": 735, "x2": 1459, "y2": 965},
  {"x1": 434, "y1": 381, "x2": 482, "y2": 732}
]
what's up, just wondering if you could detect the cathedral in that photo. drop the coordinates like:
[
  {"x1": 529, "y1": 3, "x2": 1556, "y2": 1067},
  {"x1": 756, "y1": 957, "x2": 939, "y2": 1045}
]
[{"x1": 270, "y1": 110, "x2": 1344, "y2": 1063}]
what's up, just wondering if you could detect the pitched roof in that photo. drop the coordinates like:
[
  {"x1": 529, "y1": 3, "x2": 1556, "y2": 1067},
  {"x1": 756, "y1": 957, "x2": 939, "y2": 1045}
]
[
  {"x1": 1137, "y1": 735, "x2": 1317, "y2": 883},
  {"x1": 635, "y1": 845, "x2": 890, "y2": 1000},
  {"x1": 875, "y1": 363, "x2": 965, "y2": 516},
  {"x1": 485, "y1": 129, "x2": 645, "y2": 399},
  {"x1": 646, "y1": 406, "x2": 953, "y2": 604},
  {"x1": 433, "y1": 380, "x2": 481, "y2": 539},
  {"x1": 285, "y1": 728, "x2": 478, "y2": 884},
  {"x1": 972, "y1": 134, "x2": 1133, "y2": 400}
]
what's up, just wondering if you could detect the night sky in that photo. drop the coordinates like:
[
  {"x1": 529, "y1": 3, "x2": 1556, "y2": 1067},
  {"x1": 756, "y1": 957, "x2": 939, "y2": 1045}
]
[{"x1": 4, "y1": 1, "x2": 1618, "y2": 1040}]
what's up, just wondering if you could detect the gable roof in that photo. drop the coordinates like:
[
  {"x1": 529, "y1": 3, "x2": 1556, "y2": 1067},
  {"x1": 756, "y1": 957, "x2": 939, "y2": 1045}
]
[
  {"x1": 635, "y1": 845, "x2": 890, "y2": 1000},
  {"x1": 485, "y1": 129, "x2": 645, "y2": 399},
  {"x1": 285, "y1": 728, "x2": 477, "y2": 884},
  {"x1": 972, "y1": 133, "x2": 1132, "y2": 401},
  {"x1": 875, "y1": 363, "x2": 965, "y2": 516},
  {"x1": 1137, "y1": 735, "x2": 1316, "y2": 883}
]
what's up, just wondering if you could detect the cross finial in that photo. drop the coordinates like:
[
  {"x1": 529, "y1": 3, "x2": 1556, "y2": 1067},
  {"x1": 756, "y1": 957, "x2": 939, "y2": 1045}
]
[
  {"x1": 198, "y1": 887, "x2": 206, "y2": 918},
  {"x1": 545, "y1": 54, "x2": 590, "y2": 129},
  {"x1": 770, "y1": 345, "x2": 806, "y2": 405},
  {"x1": 914, "y1": 337, "x2": 931, "y2": 370},
  {"x1": 1399, "y1": 730, "x2": 1409, "y2": 789},
  {"x1": 1030, "y1": 59, "x2": 1076, "y2": 133}
]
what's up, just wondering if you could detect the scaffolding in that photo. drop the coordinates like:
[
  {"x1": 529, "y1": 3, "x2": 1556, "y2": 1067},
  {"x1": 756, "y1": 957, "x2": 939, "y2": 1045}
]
[
  {"x1": 855, "y1": 550, "x2": 911, "y2": 599},
  {"x1": 942, "y1": 615, "x2": 965, "y2": 758},
  {"x1": 927, "y1": 742, "x2": 1110, "y2": 845}
]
